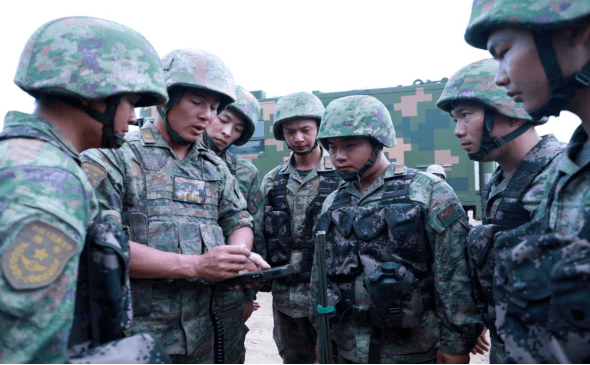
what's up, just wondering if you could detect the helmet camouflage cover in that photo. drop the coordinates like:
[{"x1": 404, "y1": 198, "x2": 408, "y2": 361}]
[
  {"x1": 272, "y1": 91, "x2": 325, "y2": 140},
  {"x1": 317, "y1": 95, "x2": 396, "y2": 148},
  {"x1": 161, "y1": 48, "x2": 236, "y2": 108},
  {"x1": 228, "y1": 85, "x2": 261, "y2": 146},
  {"x1": 437, "y1": 59, "x2": 539, "y2": 124},
  {"x1": 465, "y1": 0, "x2": 590, "y2": 49},
  {"x1": 14, "y1": 16, "x2": 168, "y2": 107}
]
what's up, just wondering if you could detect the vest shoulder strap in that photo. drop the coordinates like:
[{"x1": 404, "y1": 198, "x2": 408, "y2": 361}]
[{"x1": 271, "y1": 162, "x2": 290, "y2": 213}]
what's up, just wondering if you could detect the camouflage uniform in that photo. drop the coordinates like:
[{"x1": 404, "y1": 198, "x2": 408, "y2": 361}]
[
  {"x1": 261, "y1": 91, "x2": 338, "y2": 363},
  {"x1": 311, "y1": 95, "x2": 481, "y2": 363},
  {"x1": 81, "y1": 119, "x2": 251, "y2": 362},
  {"x1": 0, "y1": 17, "x2": 169, "y2": 364},
  {"x1": 262, "y1": 147, "x2": 339, "y2": 363},
  {"x1": 437, "y1": 58, "x2": 565, "y2": 363},
  {"x1": 464, "y1": 1, "x2": 590, "y2": 362},
  {"x1": 202, "y1": 86, "x2": 265, "y2": 364}
]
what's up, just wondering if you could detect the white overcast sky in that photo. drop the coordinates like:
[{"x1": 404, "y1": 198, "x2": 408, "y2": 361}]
[{"x1": 0, "y1": 0, "x2": 581, "y2": 142}]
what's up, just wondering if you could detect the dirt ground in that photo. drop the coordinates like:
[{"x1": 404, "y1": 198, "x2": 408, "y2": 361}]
[{"x1": 244, "y1": 212, "x2": 489, "y2": 364}]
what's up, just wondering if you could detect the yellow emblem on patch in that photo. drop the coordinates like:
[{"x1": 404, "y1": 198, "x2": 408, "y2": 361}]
[
  {"x1": 82, "y1": 161, "x2": 107, "y2": 189},
  {"x1": 324, "y1": 156, "x2": 334, "y2": 169},
  {"x1": 1, "y1": 221, "x2": 78, "y2": 290},
  {"x1": 141, "y1": 129, "x2": 156, "y2": 144}
]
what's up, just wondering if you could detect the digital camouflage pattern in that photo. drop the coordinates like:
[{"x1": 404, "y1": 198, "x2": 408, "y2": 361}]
[
  {"x1": 0, "y1": 112, "x2": 99, "y2": 363},
  {"x1": 14, "y1": 16, "x2": 168, "y2": 106},
  {"x1": 161, "y1": 81, "x2": 497, "y2": 219},
  {"x1": 67, "y1": 333, "x2": 170, "y2": 363},
  {"x1": 212, "y1": 150, "x2": 265, "y2": 364},
  {"x1": 436, "y1": 59, "x2": 536, "y2": 123},
  {"x1": 272, "y1": 91, "x2": 325, "y2": 140},
  {"x1": 465, "y1": 0, "x2": 590, "y2": 49},
  {"x1": 80, "y1": 121, "x2": 252, "y2": 362},
  {"x1": 317, "y1": 95, "x2": 397, "y2": 148},
  {"x1": 272, "y1": 304, "x2": 318, "y2": 363},
  {"x1": 310, "y1": 165, "x2": 481, "y2": 363},
  {"x1": 229, "y1": 86, "x2": 262, "y2": 146},
  {"x1": 490, "y1": 125, "x2": 590, "y2": 363},
  {"x1": 261, "y1": 146, "x2": 338, "y2": 363},
  {"x1": 161, "y1": 48, "x2": 236, "y2": 107},
  {"x1": 493, "y1": 215, "x2": 590, "y2": 363}
]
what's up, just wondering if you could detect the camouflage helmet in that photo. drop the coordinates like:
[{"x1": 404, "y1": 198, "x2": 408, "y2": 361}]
[
  {"x1": 14, "y1": 16, "x2": 168, "y2": 107},
  {"x1": 465, "y1": 0, "x2": 590, "y2": 50},
  {"x1": 318, "y1": 95, "x2": 396, "y2": 148},
  {"x1": 426, "y1": 164, "x2": 446, "y2": 179},
  {"x1": 272, "y1": 91, "x2": 325, "y2": 140},
  {"x1": 161, "y1": 48, "x2": 236, "y2": 111},
  {"x1": 227, "y1": 86, "x2": 261, "y2": 146},
  {"x1": 437, "y1": 59, "x2": 539, "y2": 124}
]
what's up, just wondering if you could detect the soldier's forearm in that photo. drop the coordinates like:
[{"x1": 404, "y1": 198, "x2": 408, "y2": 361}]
[
  {"x1": 227, "y1": 226, "x2": 254, "y2": 250},
  {"x1": 128, "y1": 240, "x2": 198, "y2": 279}
]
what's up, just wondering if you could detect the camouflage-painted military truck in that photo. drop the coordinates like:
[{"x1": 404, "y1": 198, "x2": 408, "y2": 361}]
[{"x1": 140, "y1": 79, "x2": 495, "y2": 218}]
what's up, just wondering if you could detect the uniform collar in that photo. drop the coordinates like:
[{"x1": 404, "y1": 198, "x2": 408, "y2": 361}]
[
  {"x1": 552, "y1": 125, "x2": 588, "y2": 176},
  {"x1": 280, "y1": 145, "x2": 335, "y2": 174},
  {"x1": 4, "y1": 111, "x2": 80, "y2": 161},
  {"x1": 342, "y1": 162, "x2": 405, "y2": 199},
  {"x1": 138, "y1": 120, "x2": 201, "y2": 160}
]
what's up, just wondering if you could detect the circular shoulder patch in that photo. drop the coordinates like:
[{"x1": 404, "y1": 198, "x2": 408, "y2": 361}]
[{"x1": 2, "y1": 221, "x2": 78, "y2": 290}]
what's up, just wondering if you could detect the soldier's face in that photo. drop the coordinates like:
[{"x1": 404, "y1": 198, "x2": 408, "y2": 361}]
[
  {"x1": 86, "y1": 93, "x2": 140, "y2": 144},
  {"x1": 487, "y1": 28, "x2": 550, "y2": 112},
  {"x1": 451, "y1": 101, "x2": 485, "y2": 155},
  {"x1": 166, "y1": 89, "x2": 221, "y2": 142},
  {"x1": 327, "y1": 136, "x2": 373, "y2": 172},
  {"x1": 282, "y1": 118, "x2": 318, "y2": 153},
  {"x1": 207, "y1": 108, "x2": 245, "y2": 151}
]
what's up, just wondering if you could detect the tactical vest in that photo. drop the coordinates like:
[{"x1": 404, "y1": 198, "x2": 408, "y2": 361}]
[
  {"x1": 481, "y1": 136, "x2": 563, "y2": 231},
  {"x1": 264, "y1": 162, "x2": 340, "y2": 283},
  {"x1": 124, "y1": 129, "x2": 227, "y2": 315},
  {"x1": 315, "y1": 165, "x2": 434, "y2": 329},
  {"x1": 0, "y1": 126, "x2": 132, "y2": 350},
  {"x1": 468, "y1": 137, "x2": 564, "y2": 330},
  {"x1": 494, "y1": 173, "x2": 590, "y2": 363}
]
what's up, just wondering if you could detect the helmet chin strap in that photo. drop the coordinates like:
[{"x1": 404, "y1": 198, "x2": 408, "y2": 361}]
[
  {"x1": 157, "y1": 88, "x2": 193, "y2": 146},
  {"x1": 288, "y1": 140, "x2": 319, "y2": 156},
  {"x1": 529, "y1": 30, "x2": 590, "y2": 122},
  {"x1": 202, "y1": 131, "x2": 223, "y2": 154},
  {"x1": 337, "y1": 143, "x2": 382, "y2": 182},
  {"x1": 68, "y1": 95, "x2": 124, "y2": 148},
  {"x1": 467, "y1": 108, "x2": 533, "y2": 161}
]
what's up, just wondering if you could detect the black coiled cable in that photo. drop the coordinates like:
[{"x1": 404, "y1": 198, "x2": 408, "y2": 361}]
[{"x1": 209, "y1": 284, "x2": 225, "y2": 364}]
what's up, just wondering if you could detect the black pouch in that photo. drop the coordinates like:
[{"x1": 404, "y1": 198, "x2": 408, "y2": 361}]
[
  {"x1": 364, "y1": 262, "x2": 422, "y2": 329},
  {"x1": 465, "y1": 224, "x2": 499, "y2": 328},
  {"x1": 324, "y1": 207, "x2": 360, "y2": 276},
  {"x1": 130, "y1": 279, "x2": 153, "y2": 317},
  {"x1": 264, "y1": 210, "x2": 291, "y2": 266}
]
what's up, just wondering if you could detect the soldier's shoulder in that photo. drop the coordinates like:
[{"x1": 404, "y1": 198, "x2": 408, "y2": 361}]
[
  {"x1": 263, "y1": 163, "x2": 284, "y2": 182},
  {"x1": 235, "y1": 156, "x2": 259, "y2": 174},
  {"x1": 198, "y1": 146, "x2": 224, "y2": 166}
]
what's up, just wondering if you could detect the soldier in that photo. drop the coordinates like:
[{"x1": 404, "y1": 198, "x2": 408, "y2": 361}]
[
  {"x1": 261, "y1": 91, "x2": 341, "y2": 363},
  {"x1": 201, "y1": 85, "x2": 265, "y2": 363},
  {"x1": 81, "y1": 48, "x2": 269, "y2": 363},
  {"x1": 464, "y1": 1, "x2": 590, "y2": 362},
  {"x1": 311, "y1": 95, "x2": 482, "y2": 363},
  {"x1": 0, "y1": 16, "x2": 171, "y2": 363},
  {"x1": 425, "y1": 164, "x2": 446, "y2": 180},
  {"x1": 436, "y1": 58, "x2": 565, "y2": 363}
]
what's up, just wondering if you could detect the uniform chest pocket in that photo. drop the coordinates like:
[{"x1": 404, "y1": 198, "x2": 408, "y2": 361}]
[
  {"x1": 549, "y1": 240, "x2": 590, "y2": 331},
  {"x1": 263, "y1": 209, "x2": 291, "y2": 266},
  {"x1": 321, "y1": 207, "x2": 359, "y2": 276}
]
